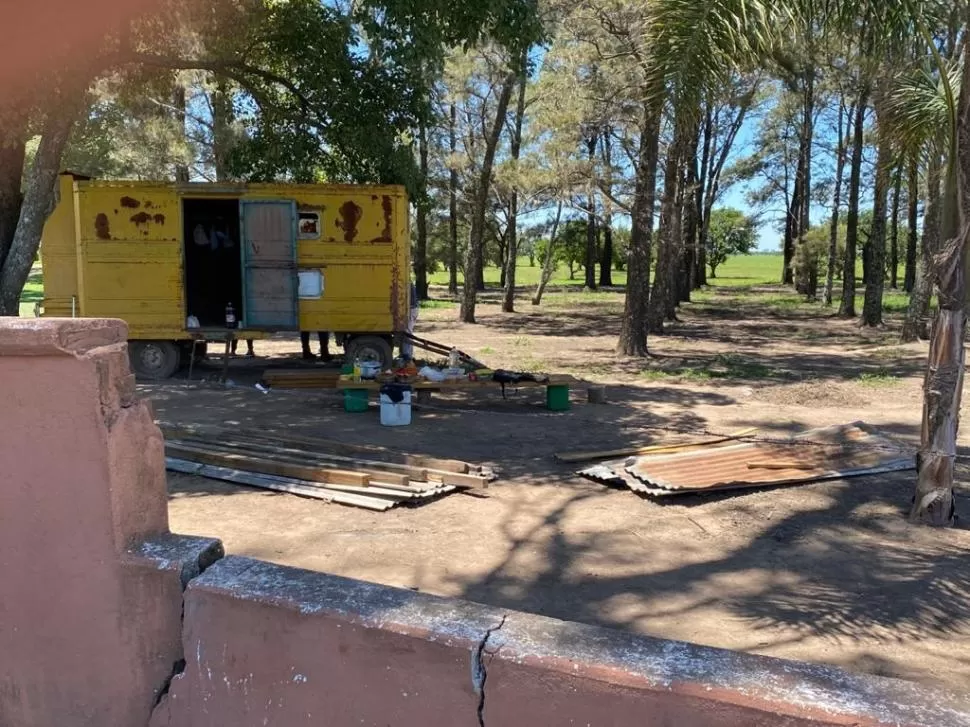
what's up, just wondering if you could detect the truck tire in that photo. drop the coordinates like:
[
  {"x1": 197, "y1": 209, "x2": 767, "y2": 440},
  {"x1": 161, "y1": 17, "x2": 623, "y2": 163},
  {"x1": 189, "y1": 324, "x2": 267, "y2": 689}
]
[
  {"x1": 344, "y1": 335, "x2": 393, "y2": 369},
  {"x1": 129, "y1": 340, "x2": 181, "y2": 380}
]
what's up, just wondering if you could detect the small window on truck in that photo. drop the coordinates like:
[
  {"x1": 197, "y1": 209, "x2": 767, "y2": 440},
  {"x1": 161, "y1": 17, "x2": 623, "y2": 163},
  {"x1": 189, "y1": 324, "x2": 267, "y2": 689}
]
[{"x1": 298, "y1": 212, "x2": 320, "y2": 239}]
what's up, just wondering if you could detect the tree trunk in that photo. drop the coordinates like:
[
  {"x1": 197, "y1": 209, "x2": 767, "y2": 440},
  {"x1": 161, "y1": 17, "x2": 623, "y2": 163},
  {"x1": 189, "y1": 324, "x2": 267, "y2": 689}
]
[
  {"x1": 910, "y1": 36, "x2": 970, "y2": 526},
  {"x1": 824, "y1": 101, "x2": 847, "y2": 307},
  {"x1": 0, "y1": 105, "x2": 27, "y2": 271},
  {"x1": 172, "y1": 83, "x2": 190, "y2": 183},
  {"x1": 475, "y1": 243, "x2": 486, "y2": 292},
  {"x1": 784, "y1": 175, "x2": 801, "y2": 285},
  {"x1": 889, "y1": 163, "x2": 902, "y2": 289},
  {"x1": 904, "y1": 158, "x2": 919, "y2": 293},
  {"x1": 599, "y1": 130, "x2": 614, "y2": 287},
  {"x1": 902, "y1": 155, "x2": 942, "y2": 342},
  {"x1": 617, "y1": 98, "x2": 662, "y2": 356},
  {"x1": 460, "y1": 72, "x2": 515, "y2": 323},
  {"x1": 0, "y1": 101, "x2": 81, "y2": 315},
  {"x1": 791, "y1": 71, "x2": 814, "y2": 293},
  {"x1": 502, "y1": 62, "x2": 528, "y2": 313},
  {"x1": 414, "y1": 121, "x2": 430, "y2": 301},
  {"x1": 861, "y1": 124, "x2": 891, "y2": 327},
  {"x1": 840, "y1": 88, "x2": 869, "y2": 317},
  {"x1": 448, "y1": 103, "x2": 459, "y2": 296},
  {"x1": 694, "y1": 103, "x2": 713, "y2": 289},
  {"x1": 210, "y1": 80, "x2": 234, "y2": 182},
  {"x1": 531, "y1": 201, "x2": 563, "y2": 306},
  {"x1": 648, "y1": 110, "x2": 690, "y2": 333},
  {"x1": 584, "y1": 133, "x2": 598, "y2": 290},
  {"x1": 680, "y1": 121, "x2": 701, "y2": 303}
]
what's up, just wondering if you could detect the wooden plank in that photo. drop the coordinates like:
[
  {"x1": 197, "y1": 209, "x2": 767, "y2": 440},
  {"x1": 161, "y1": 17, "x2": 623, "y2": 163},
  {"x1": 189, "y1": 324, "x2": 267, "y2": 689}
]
[
  {"x1": 554, "y1": 428, "x2": 759, "y2": 464},
  {"x1": 165, "y1": 442, "x2": 372, "y2": 486},
  {"x1": 746, "y1": 460, "x2": 818, "y2": 470},
  {"x1": 165, "y1": 458, "x2": 395, "y2": 511},
  {"x1": 158, "y1": 422, "x2": 474, "y2": 474},
  {"x1": 171, "y1": 436, "x2": 419, "y2": 487},
  {"x1": 169, "y1": 432, "x2": 489, "y2": 489}
]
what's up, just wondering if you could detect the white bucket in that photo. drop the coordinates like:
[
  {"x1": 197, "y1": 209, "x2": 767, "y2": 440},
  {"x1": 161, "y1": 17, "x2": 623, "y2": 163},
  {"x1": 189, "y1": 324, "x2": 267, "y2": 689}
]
[{"x1": 380, "y1": 390, "x2": 412, "y2": 426}]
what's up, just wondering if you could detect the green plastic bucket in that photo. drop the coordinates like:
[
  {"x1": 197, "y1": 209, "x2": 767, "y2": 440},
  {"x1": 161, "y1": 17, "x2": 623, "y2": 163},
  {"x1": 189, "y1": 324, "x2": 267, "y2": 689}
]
[
  {"x1": 343, "y1": 388, "x2": 370, "y2": 413},
  {"x1": 546, "y1": 384, "x2": 570, "y2": 411}
]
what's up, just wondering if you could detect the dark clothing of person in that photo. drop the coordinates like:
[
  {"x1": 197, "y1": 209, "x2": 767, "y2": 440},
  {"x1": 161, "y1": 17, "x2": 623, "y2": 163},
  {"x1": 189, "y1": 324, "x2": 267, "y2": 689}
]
[{"x1": 301, "y1": 331, "x2": 331, "y2": 360}]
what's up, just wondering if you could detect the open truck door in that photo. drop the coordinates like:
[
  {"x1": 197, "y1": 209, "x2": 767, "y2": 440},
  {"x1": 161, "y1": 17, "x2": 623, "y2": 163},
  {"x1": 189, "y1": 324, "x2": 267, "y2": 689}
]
[{"x1": 241, "y1": 200, "x2": 299, "y2": 329}]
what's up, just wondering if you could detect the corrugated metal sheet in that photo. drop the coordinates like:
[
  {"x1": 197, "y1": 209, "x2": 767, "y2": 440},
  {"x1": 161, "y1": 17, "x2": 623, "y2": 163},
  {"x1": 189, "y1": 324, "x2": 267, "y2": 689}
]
[{"x1": 581, "y1": 422, "x2": 915, "y2": 497}]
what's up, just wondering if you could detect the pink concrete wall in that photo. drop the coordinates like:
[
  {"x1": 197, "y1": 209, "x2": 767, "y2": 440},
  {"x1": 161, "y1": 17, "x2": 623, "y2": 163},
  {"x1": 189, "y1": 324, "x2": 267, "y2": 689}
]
[
  {"x1": 0, "y1": 319, "x2": 220, "y2": 727},
  {"x1": 152, "y1": 556, "x2": 970, "y2": 727}
]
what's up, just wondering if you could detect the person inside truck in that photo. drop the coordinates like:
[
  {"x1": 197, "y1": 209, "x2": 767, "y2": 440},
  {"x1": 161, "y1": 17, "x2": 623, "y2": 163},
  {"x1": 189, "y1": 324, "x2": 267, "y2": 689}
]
[{"x1": 301, "y1": 331, "x2": 332, "y2": 362}]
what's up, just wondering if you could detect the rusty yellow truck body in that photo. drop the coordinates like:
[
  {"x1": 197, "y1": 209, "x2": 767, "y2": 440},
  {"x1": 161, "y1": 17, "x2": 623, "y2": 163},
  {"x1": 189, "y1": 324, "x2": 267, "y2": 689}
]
[{"x1": 41, "y1": 174, "x2": 410, "y2": 377}]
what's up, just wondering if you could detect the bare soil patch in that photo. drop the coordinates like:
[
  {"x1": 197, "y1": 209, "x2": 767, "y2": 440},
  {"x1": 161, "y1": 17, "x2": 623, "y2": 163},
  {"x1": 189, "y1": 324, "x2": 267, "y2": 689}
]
[{"x1": 158, "y1": 286, "x2": 970, "y2": 691}]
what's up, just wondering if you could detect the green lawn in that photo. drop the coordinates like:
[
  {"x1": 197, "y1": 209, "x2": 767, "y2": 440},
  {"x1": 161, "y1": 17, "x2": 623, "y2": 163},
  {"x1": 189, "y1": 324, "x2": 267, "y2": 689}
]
[
  {"x1": 18, "y1": 269, "x2": 43, "y2": 317},
  {"x1": 428, "y1": 257, "x2": 628, "y2": 288}
]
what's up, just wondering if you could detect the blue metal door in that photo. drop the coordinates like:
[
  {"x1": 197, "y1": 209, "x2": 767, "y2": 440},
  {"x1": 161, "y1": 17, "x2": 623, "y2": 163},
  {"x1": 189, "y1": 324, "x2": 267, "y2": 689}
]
[{"x1": 240, "y1": 200, "x2": 298, "y2": 329}]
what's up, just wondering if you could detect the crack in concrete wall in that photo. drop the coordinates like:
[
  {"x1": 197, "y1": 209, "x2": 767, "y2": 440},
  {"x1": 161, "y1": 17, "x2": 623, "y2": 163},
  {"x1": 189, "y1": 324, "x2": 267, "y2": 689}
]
[{"x1": 471, "y1": 615, "x2": 506, "y2": 727}]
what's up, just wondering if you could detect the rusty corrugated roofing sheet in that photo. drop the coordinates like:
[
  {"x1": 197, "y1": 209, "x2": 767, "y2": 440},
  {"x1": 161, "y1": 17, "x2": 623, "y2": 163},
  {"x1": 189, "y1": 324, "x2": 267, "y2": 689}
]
[{"x1": 583, "y1": 422, "x2": 915, "y2": 497}]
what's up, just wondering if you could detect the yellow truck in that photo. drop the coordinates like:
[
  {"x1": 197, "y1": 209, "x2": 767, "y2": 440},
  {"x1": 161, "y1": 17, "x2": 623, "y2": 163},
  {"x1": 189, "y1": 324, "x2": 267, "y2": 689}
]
[{"x1": 41, "y1": 173, "x2": 410, "y2": 377}]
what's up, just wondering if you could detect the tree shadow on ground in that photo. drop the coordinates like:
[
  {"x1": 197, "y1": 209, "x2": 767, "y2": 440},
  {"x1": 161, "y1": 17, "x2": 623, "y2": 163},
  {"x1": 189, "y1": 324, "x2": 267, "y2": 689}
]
[{"x1": 447, "y1": 465, "x2": 970, "y2": 685}]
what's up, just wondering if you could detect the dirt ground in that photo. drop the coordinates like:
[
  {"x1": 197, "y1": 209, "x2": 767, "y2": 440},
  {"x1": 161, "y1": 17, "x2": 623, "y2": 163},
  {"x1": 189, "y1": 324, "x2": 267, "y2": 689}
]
[{"x1": 157, "y1": 285, "x2": 970, "y2": 692}]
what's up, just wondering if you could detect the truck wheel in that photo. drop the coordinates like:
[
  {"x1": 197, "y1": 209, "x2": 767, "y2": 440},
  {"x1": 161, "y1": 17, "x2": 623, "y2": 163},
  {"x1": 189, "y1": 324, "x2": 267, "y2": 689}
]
[
  {"x1": 344, "y1": 335, "x2": 393, "y2": 369},
  {"x1": 129, "y1": 340, "x2": 181, "y2": 380}
]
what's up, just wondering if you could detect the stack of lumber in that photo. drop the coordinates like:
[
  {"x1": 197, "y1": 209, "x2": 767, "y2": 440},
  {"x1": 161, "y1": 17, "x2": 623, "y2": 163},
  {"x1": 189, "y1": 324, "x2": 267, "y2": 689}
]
[
  {"x1": 261, "y1": 368, "x2": 342, "y2": 389},
  {"x1": 161, "y1": 424, "x2": 495, "y2": 511},
  {"x1": 574, "y1": 422, "x2": 914, "y2": 498}
]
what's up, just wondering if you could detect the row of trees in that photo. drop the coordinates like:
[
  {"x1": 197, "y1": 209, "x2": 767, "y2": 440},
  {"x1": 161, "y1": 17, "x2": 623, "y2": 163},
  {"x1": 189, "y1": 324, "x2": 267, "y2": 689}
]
[
  {"x1": 406, "y1": 0, "x2": 968, "y2": 526},
  {"x1": 2, "y1": 0, "x2": 967, "y2": 525}
]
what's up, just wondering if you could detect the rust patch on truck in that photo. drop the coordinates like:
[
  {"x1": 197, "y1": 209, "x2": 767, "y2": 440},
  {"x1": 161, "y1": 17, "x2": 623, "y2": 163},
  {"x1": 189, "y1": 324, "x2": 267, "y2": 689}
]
[
  {"x1": 153, "y1": 214, "x2": 166, "y2": 224},
  {"x1": 130, "y1": 212, "x2": 151, "y2": 225},
  {"x1": 376, "y1": 195, "x2": 393, "y2": 243},
  {"x1": 95, "y1": 214, "x2": 111, "y2": 240},
  {"x1": 120, "y1": 196, "x2": 140, "y2": 209},
  {"x1": 337, "y1": 200, "x2": 362, "y2": 242}
]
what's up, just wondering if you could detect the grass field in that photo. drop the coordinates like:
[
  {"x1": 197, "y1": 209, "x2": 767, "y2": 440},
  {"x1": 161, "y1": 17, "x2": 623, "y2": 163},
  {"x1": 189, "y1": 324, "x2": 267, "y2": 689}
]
[{"x1": 21, "y1": 253, "x2": 914, "y2": 316}]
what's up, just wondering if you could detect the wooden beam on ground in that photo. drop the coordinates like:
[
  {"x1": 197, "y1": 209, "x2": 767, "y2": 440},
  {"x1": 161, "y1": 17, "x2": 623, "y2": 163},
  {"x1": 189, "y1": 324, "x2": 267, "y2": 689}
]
[
  {"x1": 158, "y1": 422, "x2": 474, "y2": 474},
  {"x1": 554, "y1": 428, "x2": 759, "y2": 464},
  {"x1": 163, "y1": 429, "x2": 490, "y2": 489},
  {"x1": 166, "y1": 458, "x2": 396, "y2": 511},
  {"x1": 165, "y1": 442, "x2": 372, "y2": 486}
]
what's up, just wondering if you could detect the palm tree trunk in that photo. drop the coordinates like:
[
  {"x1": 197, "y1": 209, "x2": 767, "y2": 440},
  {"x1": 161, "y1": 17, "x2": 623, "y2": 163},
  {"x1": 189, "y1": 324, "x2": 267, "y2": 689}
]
[
  {"x1": 889, "y1": 163, "x2": 902, "y2": 289},
  {"x1": 448, "y1": 103, "x2": 459, "y2": 296},
  {"x1": 460, "y1": 72, "x2": 516, "y2": 323},
  {"x1": 532, "y1": 201, "x2": 563, "y2": 306},
  {"x1": 502, "y1": 62, "x2": 528, "y2": 313},
  {"x1": 840, "y1": 87, "x2": 870, "y2": 317},
  {"x1": 824, "y1": 101, "x2": 847, "y2": 306},
  {"x1": 903, "y1": 158, "x2": 919, "y2": 293},
  {"x1": 910, "y1": 36, "x2": 970, "y2": 526},
  {"x1": 680, "y1": 121, "x2": 701, "y2": 303},
  {"x1": 861, "y1": 122, "x2": 891, "y2": 327},
  {"x1": 902, "y1": 155, "x2": 941, "y2": 342},
  {"x1": 618, "y1": 98, "x2": 662, "y2": 356}
]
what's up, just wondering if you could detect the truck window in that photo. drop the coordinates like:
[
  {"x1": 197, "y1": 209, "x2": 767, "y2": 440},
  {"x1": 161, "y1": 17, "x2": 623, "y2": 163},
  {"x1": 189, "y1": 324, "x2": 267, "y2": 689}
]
[{"x1": 298, "y1": 212, "x2": 320, "y2": 239}]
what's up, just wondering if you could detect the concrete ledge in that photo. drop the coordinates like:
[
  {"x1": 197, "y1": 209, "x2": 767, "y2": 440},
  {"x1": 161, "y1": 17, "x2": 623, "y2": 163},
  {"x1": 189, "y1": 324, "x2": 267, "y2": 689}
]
[
  {"x1": 154, "y1": 557, "x2": 970, "y2": 727},
  {"x1": 0, "y1": 317, "x2": 127, "y2": 355},
  {"x1": 126, "y1": 533, "x2": 226, "y2": 590}
]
